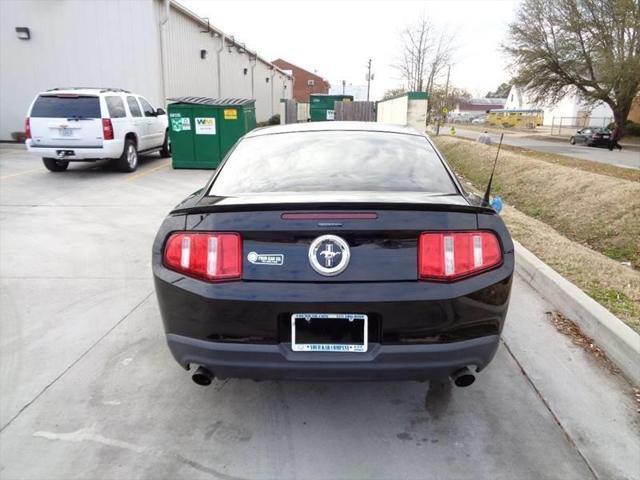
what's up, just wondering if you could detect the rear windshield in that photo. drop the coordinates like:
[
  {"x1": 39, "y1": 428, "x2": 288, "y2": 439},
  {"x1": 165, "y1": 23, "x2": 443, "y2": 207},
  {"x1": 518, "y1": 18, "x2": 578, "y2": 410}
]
[
  {"x1": 30, "y1": 95, "x2": 101, "y2": 118},
  {"x1": 209, "y1": 131, "x2": 458, "y2": 195}
]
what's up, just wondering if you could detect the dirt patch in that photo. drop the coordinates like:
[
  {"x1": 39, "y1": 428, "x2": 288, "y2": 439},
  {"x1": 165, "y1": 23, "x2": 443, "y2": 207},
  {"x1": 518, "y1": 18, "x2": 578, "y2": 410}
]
[
  {"x1": 434, "y1": 136, "x2": 640, "y2": 268},
  {"x1": 547, "y1": 311, "x2": 620, "y2": 375}
]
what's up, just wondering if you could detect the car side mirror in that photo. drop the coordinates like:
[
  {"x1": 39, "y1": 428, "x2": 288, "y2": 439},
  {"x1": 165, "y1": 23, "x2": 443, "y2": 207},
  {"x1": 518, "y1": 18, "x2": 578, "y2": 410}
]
[{"x1": 156, "y1": 108, "x2": 166, "y2": 116}]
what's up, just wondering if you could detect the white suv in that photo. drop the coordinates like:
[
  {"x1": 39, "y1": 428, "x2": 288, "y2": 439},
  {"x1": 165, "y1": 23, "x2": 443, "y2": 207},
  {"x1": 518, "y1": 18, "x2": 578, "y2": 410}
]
[{"x1": 25, "y1": 88, "x2": 169, "y2": 172}]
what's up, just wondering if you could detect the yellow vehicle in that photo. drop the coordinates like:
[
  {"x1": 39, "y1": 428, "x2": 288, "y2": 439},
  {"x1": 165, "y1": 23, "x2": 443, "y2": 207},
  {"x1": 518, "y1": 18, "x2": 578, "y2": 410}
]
[{"x1": 488, "y1": 109, "x2": 543, "y2": 128}]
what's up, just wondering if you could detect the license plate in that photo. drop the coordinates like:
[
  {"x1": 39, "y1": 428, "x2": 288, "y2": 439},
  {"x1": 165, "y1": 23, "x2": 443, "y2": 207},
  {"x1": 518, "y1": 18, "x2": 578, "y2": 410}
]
[
  {"x1": 603, "y1": 135, "x2": 610, "y2": 139},
  {"x1": 291, "y1": 313, "x2": 368, "y2": 352},
  {"x1": 59, "y1": 128, "x2": 73, "y2": 137}
]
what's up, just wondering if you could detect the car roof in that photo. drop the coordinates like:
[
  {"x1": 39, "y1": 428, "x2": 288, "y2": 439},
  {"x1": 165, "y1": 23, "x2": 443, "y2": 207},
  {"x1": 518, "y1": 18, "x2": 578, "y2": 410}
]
[
  {"x1": 245, "y1": 121, "x2": 424, "y2": 138},
  {"x1": 40, "y1": 88, "x2": 131, "y2": 96}
]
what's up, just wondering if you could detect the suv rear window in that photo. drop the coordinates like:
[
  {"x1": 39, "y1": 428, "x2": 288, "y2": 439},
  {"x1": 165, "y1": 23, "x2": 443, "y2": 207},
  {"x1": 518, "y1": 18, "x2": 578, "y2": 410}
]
[
  {"x1": 209, "y1": 131, "x2": 458, "y2": 195},
  {"x1": 30, "y1": 95, "x2": 101, "y2": 118},
  {"x1": 105, "y1": 96, "x2": 126, "y2": 118},
  {"x1": 127, "y1": 96, "x2": 142, "y2": 117}
]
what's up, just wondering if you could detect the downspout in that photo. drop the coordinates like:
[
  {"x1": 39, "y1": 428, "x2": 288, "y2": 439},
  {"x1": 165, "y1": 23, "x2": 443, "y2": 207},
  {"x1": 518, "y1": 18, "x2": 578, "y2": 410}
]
[
  {"x1": 216, "y1": 33, "x2": 225, "y2": 98},
  {"x1": 159, "y1": 0, "x2": 170, "y2": 105},
  {"x1": 270, "y1": 68, "x2": 276, "y2": 116},
  {"x1": 250, "y1": 53, "x2": 257, "y2": 99}
]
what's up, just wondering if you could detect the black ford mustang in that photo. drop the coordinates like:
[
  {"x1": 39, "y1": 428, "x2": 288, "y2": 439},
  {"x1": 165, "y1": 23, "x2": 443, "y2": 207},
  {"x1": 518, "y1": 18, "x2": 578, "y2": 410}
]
[{"x1": 152, "y1": 122, "x2": 513, "y2": 388}]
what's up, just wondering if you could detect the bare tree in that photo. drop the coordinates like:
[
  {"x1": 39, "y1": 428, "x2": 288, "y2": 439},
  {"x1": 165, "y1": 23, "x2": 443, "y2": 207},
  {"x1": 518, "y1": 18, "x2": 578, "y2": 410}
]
[
  {"x1": 382, "y1": 87, "x2": 407, "y2": 100},
  {"x1": 504, "y1": 0, "x2": 640, "y2": 133},
  {"x1": 424, "y1": 30, "x2": 455, "y2": 98},
  {"x1": 393, "y1": 17, "x2": 455, "y2": 94}
]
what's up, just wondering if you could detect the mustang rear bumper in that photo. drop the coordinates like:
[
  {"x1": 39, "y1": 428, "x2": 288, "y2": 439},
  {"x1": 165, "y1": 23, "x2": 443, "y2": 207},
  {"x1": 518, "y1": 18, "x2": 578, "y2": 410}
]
[{"x1": 167, "y1": 333, "x2": 500, "y2": 381}]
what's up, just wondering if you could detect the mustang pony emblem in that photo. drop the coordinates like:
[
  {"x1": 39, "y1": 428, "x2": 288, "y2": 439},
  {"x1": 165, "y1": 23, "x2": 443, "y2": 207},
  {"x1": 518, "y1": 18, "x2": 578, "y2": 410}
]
[
  {"x1": 319, "y1": 243, "x2": 341, "y2": 267},
  {"x1": 308, "y1": 235, "x2": 350, "y2": 276}
]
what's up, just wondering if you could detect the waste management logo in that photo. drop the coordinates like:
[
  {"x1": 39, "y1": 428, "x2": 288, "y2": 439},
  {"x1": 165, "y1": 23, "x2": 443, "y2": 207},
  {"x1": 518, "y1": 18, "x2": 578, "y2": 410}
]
[{"x1": 195, "y1": 117, "x2": 216, "y2": 135}]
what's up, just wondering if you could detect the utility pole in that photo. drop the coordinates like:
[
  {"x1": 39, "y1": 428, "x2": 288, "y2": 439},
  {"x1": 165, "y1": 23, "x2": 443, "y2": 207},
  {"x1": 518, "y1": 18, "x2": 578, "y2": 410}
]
[
  {"x1": 366, "y1": 59, "x2": 372, "y2": 101},
  {"x1": 436, "y1": 64, "x2": 451, "y2": 136},
  {"x1": 342, "y1": 80, "x2": 346, "y2": 95}
]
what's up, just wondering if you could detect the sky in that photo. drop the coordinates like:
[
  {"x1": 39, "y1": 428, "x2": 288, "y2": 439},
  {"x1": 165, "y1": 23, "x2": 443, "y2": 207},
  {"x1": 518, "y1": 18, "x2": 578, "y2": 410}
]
[{"x1": 181, "y1": 0, "x2": 519, "y2": 101}]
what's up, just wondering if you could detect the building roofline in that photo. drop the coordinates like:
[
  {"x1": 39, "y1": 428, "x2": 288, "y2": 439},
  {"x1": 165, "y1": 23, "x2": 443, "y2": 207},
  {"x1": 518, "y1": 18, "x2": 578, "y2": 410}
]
[
  {"x1": 169, "y1": 0, "x2": 292, "y2": 79},
  {"x1": 272, "y1": 58, "x2": 329, "y2": 84}
]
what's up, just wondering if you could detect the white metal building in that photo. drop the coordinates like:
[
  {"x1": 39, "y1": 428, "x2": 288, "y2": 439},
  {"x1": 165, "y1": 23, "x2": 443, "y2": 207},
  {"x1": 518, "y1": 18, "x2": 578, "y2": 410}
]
[{"x1": 0, "y1": 0, "x2": 293, "y2": 141}]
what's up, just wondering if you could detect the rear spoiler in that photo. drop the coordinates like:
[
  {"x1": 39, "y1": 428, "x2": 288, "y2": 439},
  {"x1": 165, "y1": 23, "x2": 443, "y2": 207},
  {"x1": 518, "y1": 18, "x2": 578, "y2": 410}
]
[{"x1": 170, "y1": 201, "x2": 496, "y2": 216}]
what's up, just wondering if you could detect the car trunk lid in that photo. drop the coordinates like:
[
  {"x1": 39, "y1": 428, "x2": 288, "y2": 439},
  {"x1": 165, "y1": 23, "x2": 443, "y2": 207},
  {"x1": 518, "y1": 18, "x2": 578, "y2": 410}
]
[{"x1": 181, "y1": 195, "x2": 484, "y2": 282}]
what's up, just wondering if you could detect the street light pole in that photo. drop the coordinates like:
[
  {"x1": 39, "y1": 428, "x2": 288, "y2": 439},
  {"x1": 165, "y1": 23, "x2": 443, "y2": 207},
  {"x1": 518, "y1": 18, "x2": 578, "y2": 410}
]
[{"x1": 366, "y1": 59, "x2": 372, "y2": 101}]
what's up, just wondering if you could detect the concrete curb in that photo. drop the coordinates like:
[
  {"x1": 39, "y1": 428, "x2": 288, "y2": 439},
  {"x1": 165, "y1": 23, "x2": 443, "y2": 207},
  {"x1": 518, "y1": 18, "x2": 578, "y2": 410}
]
[{"x1": 514, "y1": 240, "x2": 640, "y2": 385}]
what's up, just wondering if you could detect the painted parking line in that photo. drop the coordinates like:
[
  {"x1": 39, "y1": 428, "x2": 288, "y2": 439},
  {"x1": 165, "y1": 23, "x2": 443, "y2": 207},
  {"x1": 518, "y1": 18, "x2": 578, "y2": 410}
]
[
  {"x1": 124, "y1": 160, "x2": 171, "y2": 183},
  {"x1": 0, "y1": 168, "x2": 42, "y2": 181}
]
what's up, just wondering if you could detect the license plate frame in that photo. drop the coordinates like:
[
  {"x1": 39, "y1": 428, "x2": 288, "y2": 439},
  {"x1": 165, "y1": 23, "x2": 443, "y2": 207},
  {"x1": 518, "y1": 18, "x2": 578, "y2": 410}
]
[
  {"x1": 291, "y1": 313, "x2": 368, "y2": 353},
  {"x1": 59, "y1": 127, "x2": 73, "y2": 137}
]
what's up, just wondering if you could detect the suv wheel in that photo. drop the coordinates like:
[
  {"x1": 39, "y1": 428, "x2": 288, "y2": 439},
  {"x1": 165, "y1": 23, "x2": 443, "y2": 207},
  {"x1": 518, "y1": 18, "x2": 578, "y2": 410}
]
[
  {"x1": 116, "y1": 139, "x2": 138, "y2": 172},
  {"x1": 159, "y1": 130, "x2": 171, "y2": 158},
  {"x1": 42, "y1": 157, "x2": 69, "y2": 172}
]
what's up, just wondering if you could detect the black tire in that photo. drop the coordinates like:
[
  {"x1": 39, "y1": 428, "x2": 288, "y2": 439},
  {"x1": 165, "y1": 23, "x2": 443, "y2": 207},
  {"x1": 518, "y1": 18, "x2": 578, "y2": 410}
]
[
  {"x1": 569, "y1": 137, "x2": 576, "y2": 145},
  {"x1": 42, "y1": 157, "x2": 69, "y2": 172},
  {"x1": 159, "y1": 130, "x2": 171, "y2": 158},
  {"x1": 116, "y1": 139, "x2": 138, "y2": 172}
]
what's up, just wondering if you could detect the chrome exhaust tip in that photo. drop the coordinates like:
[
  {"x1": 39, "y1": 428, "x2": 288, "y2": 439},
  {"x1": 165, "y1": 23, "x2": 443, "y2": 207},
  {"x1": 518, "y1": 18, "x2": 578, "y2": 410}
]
[
  {"x1": 191, "y1": 366, "x2": 214, "y2": 386},
  {"x1": 450, "y1": 367, "x2": 476, "y2": 387}
]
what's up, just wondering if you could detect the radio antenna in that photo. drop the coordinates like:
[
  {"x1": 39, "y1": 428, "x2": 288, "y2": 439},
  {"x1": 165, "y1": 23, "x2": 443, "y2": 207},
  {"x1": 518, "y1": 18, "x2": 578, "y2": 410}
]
[{"x1": 482, "y1": 133, "x2": 504, "y2": 206}]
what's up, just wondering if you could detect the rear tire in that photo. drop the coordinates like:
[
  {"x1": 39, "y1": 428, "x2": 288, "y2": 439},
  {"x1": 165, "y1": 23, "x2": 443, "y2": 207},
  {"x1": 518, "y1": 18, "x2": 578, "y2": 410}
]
[
  {"x1": 159, "y1": 130, "x2": 170, "y2": 158},
  {"x1": 116, "y1": 139, "x2": 138, "y2": 172},
  {"x1": 42, "y1": 157, "x2": 69, "y2": 172}
]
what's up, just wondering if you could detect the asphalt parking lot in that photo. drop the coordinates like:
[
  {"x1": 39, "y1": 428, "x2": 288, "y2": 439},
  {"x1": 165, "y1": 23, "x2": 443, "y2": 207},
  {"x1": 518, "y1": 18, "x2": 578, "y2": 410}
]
[{"x1": 1, "y1": 146, "x2": 638, "y2": 480}]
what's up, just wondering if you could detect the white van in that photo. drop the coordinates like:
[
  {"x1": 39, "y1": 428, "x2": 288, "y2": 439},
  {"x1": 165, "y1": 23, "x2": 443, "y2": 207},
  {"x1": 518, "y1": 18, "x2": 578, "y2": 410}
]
[{"x1": 25, "y1": 88, "x2": 169, "y2": 172}]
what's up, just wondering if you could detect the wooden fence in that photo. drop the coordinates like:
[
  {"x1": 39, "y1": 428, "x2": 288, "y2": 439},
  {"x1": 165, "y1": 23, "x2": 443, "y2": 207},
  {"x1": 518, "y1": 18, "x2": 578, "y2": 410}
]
[{"x1": 335, "y1": 101, "x2": 376, "y2": 121}]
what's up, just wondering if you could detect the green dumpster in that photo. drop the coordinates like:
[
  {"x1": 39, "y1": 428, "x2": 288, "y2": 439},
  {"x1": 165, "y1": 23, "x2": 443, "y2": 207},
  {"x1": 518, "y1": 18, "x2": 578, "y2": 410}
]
[
  {"x1": 309, "y1": 94, "x2": 354, "y2": 122},
  {"x1": 168, "y1": 97, "x2": 256, "y2": 169}
]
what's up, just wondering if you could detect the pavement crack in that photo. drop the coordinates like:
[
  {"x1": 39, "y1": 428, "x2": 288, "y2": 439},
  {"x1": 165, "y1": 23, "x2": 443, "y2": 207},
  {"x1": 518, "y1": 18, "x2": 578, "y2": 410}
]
[
  {"x1": 0, "y1": 291, "x2": 155, "y2": 433},
  {"x1": 501, "y1": 337, "x2": 600, "y2": 480},
  {"x1": 32, "y1": 426, "x2": 248, "y2": 480}
]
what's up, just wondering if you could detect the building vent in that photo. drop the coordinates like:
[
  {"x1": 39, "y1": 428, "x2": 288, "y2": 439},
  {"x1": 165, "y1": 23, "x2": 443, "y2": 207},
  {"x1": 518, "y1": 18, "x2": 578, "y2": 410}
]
[{"x1": 307, "y1": 79, "x2": 315, "y2": 87}]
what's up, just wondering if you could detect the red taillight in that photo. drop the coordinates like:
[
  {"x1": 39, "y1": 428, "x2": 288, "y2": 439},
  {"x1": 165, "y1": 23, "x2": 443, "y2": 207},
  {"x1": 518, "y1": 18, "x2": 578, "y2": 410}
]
[
  {"x1": 419, "y1": 231, "x2": 502, "y2": 281},
  {"x1": 25, "y1": 118, "x2": 31, "y2": 140},
  {"x1": 164, "y1": 232, "x2": 242, "y2": 281},
  {"x1": 102, "y1": 118, "x2": 114, "y2": 140}
]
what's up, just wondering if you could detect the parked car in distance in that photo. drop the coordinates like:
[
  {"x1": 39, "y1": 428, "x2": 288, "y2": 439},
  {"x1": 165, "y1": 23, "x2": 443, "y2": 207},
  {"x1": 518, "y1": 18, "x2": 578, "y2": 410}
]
[
  {"x1": 25, "y1": 88, "x2": 170, "y2": 172},
  {"x1": 569, "y1": 127, "x2": 611, "y2": 147},
  {"x1": 152, "y1": 122, "x2": 514, "y2": 390},
  {"x1": 472, "y1": 116, "x2": 487, "y2": 124}
]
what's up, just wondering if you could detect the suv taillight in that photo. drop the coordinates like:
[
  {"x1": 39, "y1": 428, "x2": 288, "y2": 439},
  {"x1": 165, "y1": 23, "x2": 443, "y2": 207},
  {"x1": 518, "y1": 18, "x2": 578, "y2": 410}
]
[
  {"x1": 102, "y1": 118, "x2": 114, "y2": 140},
  {"x1": 419, "y1": 231, "x2": 502, "y2": 281},
  {"x1": 164, "y1": 232, "x2": 242, "y2": 281},
  {"x1": 25, "y1": 118, "x2": 31, "y2": 140}
]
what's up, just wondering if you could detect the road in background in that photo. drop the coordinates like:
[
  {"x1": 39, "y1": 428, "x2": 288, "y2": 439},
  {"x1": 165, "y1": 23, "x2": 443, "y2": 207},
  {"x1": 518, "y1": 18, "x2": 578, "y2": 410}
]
[
  {"x1": 450, "y1": 127, "x2": 640, "y2": 169},
  {"x1": 0, "y1": 147, "x2": 638, "y2": 479}
]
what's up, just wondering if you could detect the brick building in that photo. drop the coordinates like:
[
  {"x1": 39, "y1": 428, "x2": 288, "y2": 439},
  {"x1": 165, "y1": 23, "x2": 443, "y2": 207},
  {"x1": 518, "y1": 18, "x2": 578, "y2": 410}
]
[{"x1": 272, "y1": 58, "x2": 330, "y2": 102}]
